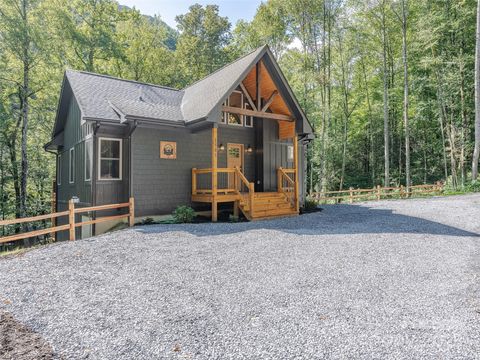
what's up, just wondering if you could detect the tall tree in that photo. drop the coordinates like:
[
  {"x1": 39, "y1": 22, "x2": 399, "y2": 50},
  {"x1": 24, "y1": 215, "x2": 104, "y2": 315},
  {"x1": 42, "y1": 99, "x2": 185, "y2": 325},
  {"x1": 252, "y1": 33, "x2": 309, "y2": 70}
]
[
  {"x1": 473, "y1": 0, "x2": 480, "y2": 180},
  {"x1": 0, "y1": 0, "x2": 41, "y2": 220},
  {"x1": 55, "y1": 0, "x2": 128, "y2": 72},
  {"x1": 381, "y1": 0, "x2": 390, "y2": 187},
  {"x1": 175, "y1": 4, "x2": 231, "y2": 84},
  {"x1": 394, "y1": 0, "x2": 411, "y2": 191}
]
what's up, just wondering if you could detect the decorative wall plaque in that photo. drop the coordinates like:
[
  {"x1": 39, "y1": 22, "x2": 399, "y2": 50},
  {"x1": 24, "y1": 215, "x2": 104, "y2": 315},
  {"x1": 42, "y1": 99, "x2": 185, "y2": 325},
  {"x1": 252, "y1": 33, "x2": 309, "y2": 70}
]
[{"x1": 160, "y1": 141, "x2": 177, "y2": 159}]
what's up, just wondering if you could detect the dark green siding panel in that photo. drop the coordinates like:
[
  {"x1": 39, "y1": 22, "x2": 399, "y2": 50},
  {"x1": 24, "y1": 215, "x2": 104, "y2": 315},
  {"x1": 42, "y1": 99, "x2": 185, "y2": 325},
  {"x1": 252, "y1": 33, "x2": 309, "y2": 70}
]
[
  {"x1": 262, "y1": 119, "x2": 294, "y2": 191},
  {"x1": 56, "y1": 96, "x2": 92, "y2": 210}
]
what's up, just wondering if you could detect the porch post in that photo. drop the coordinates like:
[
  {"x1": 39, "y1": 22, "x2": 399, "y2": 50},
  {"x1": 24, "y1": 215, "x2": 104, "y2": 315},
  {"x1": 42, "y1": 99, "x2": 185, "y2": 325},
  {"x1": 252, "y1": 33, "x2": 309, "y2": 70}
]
[
  {"x1": 293, "y1": 134, "x2": 300, "y2": 213},
  {"x1": 212, "y1": 126, "x2": 218, "y2": 222}
]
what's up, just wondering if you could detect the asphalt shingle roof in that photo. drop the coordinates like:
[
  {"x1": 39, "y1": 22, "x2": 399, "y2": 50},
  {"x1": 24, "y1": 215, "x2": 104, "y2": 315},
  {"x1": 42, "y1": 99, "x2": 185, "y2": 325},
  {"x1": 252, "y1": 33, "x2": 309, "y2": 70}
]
[
  {"x1": 65, "y1": 46, "x2": 266, "y2": 124},
  {"x1": 66, "y1": 70, "x2": 183, "y2": 122}
]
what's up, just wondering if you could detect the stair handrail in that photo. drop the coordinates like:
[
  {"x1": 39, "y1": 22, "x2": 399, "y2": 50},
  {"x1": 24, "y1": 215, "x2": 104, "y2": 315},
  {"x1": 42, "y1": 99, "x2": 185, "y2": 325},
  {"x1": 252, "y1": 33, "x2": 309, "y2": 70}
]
[
  {"x1": 277, "y1": 167, "x2": 296, "y2": 208},
  {"x1": 234, "y1": 166, "x2": 255, "y2": 217}
]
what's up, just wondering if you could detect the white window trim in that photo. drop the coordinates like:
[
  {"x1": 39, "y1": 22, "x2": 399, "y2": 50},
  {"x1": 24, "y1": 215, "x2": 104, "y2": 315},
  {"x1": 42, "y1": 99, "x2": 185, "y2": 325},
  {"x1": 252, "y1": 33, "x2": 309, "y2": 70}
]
[
  {"x1": 57, "y1": 154, "x2": 62, "y2": 185},
  {"x1": 69, "y1": 147, "x2": 75, "y2": 184},
  {"x1": 244, "y1": 103, "x2": 253, "y2": 128},
  {"x1": 223, "y1": 90, "x2": 245, "y2": 127},
  {"x1": 85, "y1": 139, "x2": 92, "y2": 182},
  {"x1": 221, "y1": 100, "x2": 227, "y2": 124},
  {"x1": 98, "y1": 137, "x2": 122, "y2": 181}
]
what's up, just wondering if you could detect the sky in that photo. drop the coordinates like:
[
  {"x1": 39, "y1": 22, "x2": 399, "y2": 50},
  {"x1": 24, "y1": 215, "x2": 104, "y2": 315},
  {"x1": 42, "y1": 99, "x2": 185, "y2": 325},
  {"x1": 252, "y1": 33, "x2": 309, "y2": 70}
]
[{"x1": 120, "y1": 0, "x2": 262, "y2": 29}]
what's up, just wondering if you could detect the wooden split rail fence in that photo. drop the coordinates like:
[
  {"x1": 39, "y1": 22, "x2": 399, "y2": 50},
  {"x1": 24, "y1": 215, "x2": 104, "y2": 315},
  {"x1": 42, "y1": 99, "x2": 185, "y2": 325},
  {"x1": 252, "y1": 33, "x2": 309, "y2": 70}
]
[
  {"x1": 0, "y1": 198, "x2": 135, "y2": 244},
  {"x1": 310, "y1": 183, "x2": 443, "y2": 204}
]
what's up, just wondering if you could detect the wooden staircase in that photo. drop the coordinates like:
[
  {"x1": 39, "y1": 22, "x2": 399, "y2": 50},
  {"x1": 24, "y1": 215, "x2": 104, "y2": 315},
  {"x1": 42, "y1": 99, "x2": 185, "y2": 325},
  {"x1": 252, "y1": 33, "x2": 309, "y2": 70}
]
[{"x1": 239, "y1": 192, "x2": 297, "y2": 220}]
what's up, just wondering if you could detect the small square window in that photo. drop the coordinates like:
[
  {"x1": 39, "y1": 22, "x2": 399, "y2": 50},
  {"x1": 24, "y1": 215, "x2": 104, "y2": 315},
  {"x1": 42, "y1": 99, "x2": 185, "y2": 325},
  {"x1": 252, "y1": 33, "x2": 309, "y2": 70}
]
[{"x1": 227, "y1": 113, "x2": 243, "y2": 126}]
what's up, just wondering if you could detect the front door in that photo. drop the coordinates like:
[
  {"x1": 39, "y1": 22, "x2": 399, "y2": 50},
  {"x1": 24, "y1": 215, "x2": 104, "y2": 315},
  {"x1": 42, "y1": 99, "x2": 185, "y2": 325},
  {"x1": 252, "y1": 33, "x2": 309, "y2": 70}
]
[{"x1": 227, "y1": 143, "x2": 244, "y2": 189}]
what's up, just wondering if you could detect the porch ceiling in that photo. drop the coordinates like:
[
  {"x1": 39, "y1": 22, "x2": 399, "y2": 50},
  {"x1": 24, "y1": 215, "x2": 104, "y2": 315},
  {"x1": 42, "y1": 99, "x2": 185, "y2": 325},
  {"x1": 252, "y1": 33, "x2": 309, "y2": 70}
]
[{"x1": 242, "y1": 60, "x2": 292, "y2": 117}]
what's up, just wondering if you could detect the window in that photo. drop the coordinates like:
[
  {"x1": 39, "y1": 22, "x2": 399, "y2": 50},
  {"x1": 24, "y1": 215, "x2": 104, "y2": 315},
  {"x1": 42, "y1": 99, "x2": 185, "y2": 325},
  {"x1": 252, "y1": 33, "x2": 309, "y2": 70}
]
[
  {"x1": 223, "y1": 90, "x2": 244, "y2": 126},
  {"x1": 244, "y1": 103, "x2": 253, "y2": 127},
  {"x1": 85, "y1": 139, "x2": 92, "y2": 181},
  {"x1": 69, "y1": 148, "x2": 75, "y2": 184},
  {"x1": 57, "y1": 154, "x2": 62, "y2": 185},
  {"x1": 82, "y1": 122, "x2": 94, "y2": 138},
  {"x1": 220, "y1": 100, "x2": 227, "y2": 124},
  {"x1": 98, "y1": 138, "x2": 122, "y2": 180}
]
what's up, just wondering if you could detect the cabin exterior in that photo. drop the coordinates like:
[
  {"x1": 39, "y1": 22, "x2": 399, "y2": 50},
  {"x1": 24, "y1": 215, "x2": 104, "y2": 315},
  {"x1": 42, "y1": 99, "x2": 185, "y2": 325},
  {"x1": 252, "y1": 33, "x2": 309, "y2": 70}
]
[{"x1": 45, "y1": 45, "x2": 314, "y2": 239}]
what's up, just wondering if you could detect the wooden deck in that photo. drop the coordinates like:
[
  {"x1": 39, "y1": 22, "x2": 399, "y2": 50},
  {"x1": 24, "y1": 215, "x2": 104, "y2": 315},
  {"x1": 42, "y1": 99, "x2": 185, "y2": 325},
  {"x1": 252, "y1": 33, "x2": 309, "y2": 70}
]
[
  {"x1": 192, "y1": 127, "x2": 300, "y2": 222},
  {"x1": 192, "y1": 191, "x2": 297, "y2": 221},
  {"x1": 191, "y1": 163, "x2": 299, "y2": 221}
]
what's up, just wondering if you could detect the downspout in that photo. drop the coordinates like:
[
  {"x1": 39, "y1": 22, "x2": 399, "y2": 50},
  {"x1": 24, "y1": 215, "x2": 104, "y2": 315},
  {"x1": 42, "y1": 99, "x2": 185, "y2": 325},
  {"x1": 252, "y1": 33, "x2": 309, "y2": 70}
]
[
  {"x1": 128, "y1": 120, "x2": 138, "y2": 200},
  {"x1": 92, "y1": 121, "x2": 101, "y2": 235}
]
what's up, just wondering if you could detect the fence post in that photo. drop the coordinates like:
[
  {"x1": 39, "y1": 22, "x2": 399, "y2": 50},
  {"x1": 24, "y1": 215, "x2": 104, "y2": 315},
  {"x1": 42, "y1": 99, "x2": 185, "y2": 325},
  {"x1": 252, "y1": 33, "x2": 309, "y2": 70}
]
[
  {"x1": 436, "y1": 181, "x2": 443, "y2": 194},
  {"x1": 400, "y1": 185, "x2": 405, "y2": 199},
  {"x1": 191, "y1": 168, "x2": 197, "y2": 195},
  {"x1": 129, "y1": 197, "x2": 135, "y2": 227},
  {"x1": 349, "y1": 187, "x2": 353, "y2": 204},
  {"x1": 376, "y1": 185, "x2": 381, "y2": 200},
  {"x1": 68, "y1": 199, "x2": 75, "y2": 241}
]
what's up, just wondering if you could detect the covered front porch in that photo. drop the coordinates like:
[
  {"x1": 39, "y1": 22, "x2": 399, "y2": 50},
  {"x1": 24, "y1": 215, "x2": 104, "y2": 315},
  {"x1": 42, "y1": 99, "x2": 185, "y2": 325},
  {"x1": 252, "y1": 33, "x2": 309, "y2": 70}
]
[{"x1": 191, "y1": 126, "x2": 299, "y2": 221}]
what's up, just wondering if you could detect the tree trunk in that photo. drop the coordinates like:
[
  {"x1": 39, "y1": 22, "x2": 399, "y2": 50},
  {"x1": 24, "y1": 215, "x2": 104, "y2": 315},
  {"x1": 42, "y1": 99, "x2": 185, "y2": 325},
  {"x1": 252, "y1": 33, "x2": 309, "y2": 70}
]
[
  {"x1": 472, "y1": 0, "x2": 480, "y2": 180},
  {"x1": 401, "y1": 0, "x2": 411, "y2": 192},
  {"x1": 460, "y1": 55, "x2": 468, "y2": 187},
  {"x1": 360, "y1": 56, "x2": 375, "y2": 186},
  {"x1": 382, "y1": 1, "x2": 390, "y2": 187}
]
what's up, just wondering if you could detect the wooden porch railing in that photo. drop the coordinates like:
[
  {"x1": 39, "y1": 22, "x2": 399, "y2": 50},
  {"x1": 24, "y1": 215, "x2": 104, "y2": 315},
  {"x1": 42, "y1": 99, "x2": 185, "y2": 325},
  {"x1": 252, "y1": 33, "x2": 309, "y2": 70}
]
[
  {"x1": 277, "y1": 167, "x2": 297, "y2": 210},
  {"x1": 0, "y1": 198, "x2": 135, "y2": 243},
  {"x1": 191, "y1": 168, "x2": 237, "y2": 195},
  {"x1": 310, "y1": 183, "x2": 444, "y2": 204},
  {"x1": 234, "y1": 166, "x2": 255, "y2": 216}
]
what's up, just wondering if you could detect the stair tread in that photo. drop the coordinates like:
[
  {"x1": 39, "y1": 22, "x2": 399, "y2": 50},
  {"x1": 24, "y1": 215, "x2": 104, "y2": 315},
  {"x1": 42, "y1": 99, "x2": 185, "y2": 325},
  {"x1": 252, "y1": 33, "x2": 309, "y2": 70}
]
[{"x1": 237, "y1": 191, "x2": 297, "y2": 220}]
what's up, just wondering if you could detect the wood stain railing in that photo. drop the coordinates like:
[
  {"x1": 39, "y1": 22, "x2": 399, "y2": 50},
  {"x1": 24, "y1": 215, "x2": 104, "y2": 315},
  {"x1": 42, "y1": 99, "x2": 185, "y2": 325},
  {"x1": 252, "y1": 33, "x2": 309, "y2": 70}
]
[
  {"x1": 310, "y1": 183, "x2": 443, "y2": 204},
  {"x1": 0, "y1": 197, "x2": 135, "y2": 244},
  {"x1": 191, "y1": 168, "x2": 237, "y2": 195},
  {"x1": 277, "y1": 167, "x2": 296, "y2": 209},
  {"x1": 234, "y1": 166, "x2": 255, "y2": 217}
]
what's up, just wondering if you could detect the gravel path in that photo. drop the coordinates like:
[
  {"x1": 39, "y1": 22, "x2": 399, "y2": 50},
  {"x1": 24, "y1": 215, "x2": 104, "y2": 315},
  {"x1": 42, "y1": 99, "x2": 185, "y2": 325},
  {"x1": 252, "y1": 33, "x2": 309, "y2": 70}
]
[{"x1": 1, "y1": 194, "x2": 479, "y2": 359}]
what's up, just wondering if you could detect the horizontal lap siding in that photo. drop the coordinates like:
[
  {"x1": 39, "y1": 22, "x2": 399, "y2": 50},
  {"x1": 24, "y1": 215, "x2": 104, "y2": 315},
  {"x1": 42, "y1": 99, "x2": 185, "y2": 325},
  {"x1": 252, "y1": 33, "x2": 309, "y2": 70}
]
[
  {"x1": 131, "y1": 125, "x2": 256, "y2": 217},
  {"x1": 132, "y1": 127, "x2": 211, "y2": 216}
]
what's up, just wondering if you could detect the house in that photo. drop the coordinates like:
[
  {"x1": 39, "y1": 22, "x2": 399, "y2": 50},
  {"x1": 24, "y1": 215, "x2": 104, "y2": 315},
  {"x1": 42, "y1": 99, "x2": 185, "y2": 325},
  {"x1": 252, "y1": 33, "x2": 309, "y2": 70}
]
[{"x1": 45, "y1": 45, "x2": 314, "y2": 239}]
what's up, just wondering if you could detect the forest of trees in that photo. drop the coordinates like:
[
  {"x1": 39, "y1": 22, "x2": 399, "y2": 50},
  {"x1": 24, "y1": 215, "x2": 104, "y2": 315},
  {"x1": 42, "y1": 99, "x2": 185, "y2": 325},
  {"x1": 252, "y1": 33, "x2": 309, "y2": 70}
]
[{"x1": 1, "y1": 0, "x2": 480, "y2": 224}]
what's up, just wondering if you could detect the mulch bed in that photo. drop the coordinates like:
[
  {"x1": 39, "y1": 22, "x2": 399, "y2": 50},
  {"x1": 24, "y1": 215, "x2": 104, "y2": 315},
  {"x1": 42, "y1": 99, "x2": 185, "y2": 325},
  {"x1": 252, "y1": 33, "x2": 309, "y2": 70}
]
[{"x1": 0, "y1": 310, "x2": 55, "y2": 360}]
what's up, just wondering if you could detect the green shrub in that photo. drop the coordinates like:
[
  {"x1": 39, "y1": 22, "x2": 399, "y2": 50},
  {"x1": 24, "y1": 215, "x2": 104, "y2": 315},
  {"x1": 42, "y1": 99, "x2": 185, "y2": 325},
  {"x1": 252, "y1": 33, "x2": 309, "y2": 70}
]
[
  {"x1": 303, "y1": 198, "x2": 318, "y2": 211},
  {"x1": 172, "y1": 205, "x2": 196, "y2": 223},
  {"x1": 141, "y1": 217, "x2": 155, "y2": 225},
  {"x1": 229, "y1": 214, "x2": 240, "y2": 223}
]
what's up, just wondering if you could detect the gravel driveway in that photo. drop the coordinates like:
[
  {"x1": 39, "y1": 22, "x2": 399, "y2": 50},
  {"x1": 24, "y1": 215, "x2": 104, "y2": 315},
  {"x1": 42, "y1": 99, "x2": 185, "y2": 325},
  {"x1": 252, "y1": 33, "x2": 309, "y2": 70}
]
[{"x1": 1, "y1": 194, "x2": 479, "y2": 359}]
